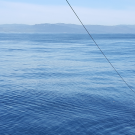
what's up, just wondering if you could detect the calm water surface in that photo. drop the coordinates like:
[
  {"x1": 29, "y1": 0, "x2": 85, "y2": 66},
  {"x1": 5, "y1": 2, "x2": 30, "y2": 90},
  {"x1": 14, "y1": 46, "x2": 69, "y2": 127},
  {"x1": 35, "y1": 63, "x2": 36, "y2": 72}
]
[{"x1": 0, "y1": 33, "x2": 135, "y2": 135}]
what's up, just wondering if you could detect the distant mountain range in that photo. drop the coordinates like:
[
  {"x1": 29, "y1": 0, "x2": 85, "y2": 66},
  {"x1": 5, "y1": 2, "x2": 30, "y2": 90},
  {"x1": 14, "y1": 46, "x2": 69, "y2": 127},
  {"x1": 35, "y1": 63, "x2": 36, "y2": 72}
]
[{"x1": 0, "y1": 23, "x2": 135, "y2": 33}]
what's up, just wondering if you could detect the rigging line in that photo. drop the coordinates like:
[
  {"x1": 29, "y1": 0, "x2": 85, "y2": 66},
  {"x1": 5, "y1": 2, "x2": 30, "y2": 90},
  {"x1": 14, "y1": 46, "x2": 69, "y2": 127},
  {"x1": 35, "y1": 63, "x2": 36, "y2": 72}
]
[{"x1": 66, "y1": 0, "x2": 135, "y2": 94}]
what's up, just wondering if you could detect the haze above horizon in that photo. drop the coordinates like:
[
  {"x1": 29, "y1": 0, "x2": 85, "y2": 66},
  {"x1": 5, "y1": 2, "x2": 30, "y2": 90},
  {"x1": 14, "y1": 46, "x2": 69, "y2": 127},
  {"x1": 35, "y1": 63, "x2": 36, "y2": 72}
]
[{"x1": 0, "y1": 0, "x2": 135, "y2": 25}]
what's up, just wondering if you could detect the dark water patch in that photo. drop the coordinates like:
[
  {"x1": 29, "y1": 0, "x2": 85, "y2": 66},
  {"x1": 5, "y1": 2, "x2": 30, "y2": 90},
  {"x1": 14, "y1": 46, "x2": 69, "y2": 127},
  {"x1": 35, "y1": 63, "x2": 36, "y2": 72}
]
[{"x1": 0, "y1": 90, "x2": 135, "y2": 135}]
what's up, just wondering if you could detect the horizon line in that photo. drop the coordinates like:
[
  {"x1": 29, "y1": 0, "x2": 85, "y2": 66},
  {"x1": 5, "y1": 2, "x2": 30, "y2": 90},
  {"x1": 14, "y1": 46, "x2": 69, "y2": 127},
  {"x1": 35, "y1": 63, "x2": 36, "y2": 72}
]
[{"x1": 0, "y1": 23, "x2": 135, "y2": 26}]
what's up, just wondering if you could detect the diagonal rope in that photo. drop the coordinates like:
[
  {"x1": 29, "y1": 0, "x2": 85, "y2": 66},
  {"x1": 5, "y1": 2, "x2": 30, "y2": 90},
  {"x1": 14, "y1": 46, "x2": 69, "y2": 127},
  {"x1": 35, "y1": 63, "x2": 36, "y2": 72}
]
[{"x1": 66, "y1": 0, "x2": 135, "y2": 94}]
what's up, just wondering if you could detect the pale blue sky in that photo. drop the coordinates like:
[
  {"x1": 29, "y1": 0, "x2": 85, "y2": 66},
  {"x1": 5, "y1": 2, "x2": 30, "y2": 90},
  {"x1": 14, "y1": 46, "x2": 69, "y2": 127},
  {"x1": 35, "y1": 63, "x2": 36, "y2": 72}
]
[
  {"x1": 3, "y1": 0, "x2": 135, "y2": 9},
  {"x1": 0, "y1": 0, "x2": 135, "y2": 25}
]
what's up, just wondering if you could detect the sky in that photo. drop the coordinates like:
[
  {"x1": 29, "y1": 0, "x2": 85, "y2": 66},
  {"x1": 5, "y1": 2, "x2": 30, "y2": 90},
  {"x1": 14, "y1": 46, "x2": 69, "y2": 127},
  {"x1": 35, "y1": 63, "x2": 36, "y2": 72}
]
[{"x1": 0, "y1": 0, "x2": 135, "y2": 25}]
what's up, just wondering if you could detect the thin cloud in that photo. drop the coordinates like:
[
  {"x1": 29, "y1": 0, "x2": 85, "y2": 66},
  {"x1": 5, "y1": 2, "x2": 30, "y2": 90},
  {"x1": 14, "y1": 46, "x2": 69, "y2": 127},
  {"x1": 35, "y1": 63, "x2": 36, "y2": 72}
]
[{"x1": 0, "y1": 1, "x2": 135, "y2": 25}]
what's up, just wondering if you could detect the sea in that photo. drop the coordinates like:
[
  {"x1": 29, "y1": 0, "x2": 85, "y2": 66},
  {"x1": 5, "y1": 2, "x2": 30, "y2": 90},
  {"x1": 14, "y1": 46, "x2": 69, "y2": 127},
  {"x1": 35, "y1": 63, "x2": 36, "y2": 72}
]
[{"x1": 0, "y1": 33, "x2": 135, "y2": 135}]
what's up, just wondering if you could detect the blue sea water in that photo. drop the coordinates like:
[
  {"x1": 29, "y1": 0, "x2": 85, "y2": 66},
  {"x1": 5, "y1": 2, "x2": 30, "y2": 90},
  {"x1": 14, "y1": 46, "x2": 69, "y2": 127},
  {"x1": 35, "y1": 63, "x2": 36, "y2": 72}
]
[{"x1": 0, "y1": 33, "x2": 135, "y2": 135}]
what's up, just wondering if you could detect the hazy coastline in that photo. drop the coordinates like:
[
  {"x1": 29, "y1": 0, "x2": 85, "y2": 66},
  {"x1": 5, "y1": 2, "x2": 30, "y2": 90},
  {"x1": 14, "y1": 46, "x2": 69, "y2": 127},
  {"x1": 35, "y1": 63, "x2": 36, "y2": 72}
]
[{"x1": 1, "y1": 23, "x2": 135, "y2": 34}]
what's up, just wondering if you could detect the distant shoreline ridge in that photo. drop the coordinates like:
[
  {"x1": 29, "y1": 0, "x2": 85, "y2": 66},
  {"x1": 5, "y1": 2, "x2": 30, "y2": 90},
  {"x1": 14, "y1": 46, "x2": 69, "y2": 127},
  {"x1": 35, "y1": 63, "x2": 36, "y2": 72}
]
[{"x1": 0, "y1": 23, "x2": 135, "y2": 33}]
